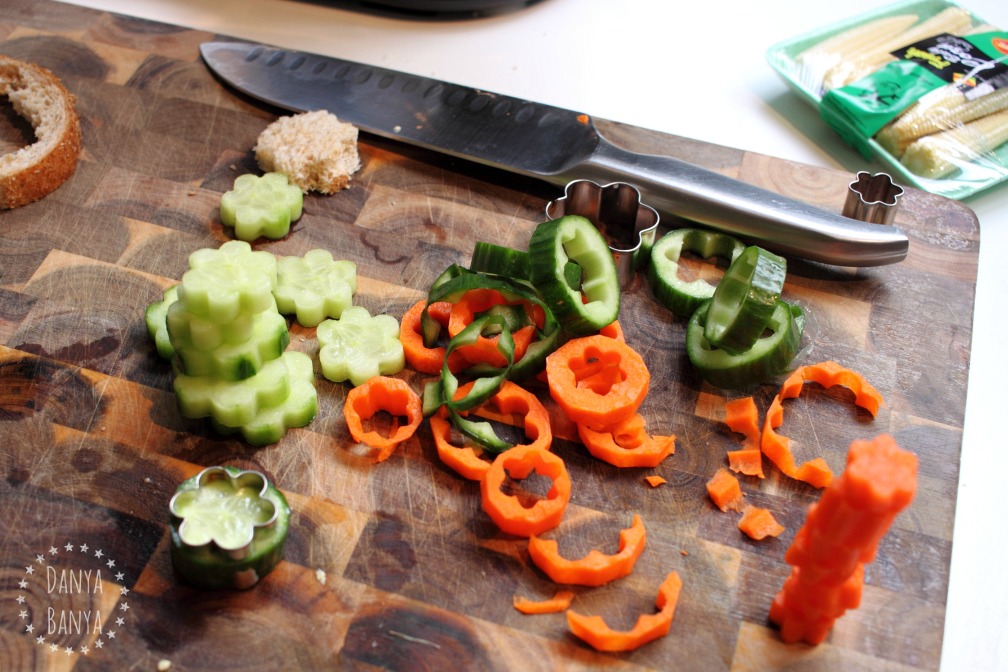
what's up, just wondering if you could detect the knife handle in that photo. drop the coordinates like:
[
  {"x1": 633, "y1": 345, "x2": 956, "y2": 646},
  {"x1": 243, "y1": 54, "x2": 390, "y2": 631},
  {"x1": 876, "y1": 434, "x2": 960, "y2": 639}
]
[{"x1": 563, "y1": 137, "x2": 909, "y2": 267}]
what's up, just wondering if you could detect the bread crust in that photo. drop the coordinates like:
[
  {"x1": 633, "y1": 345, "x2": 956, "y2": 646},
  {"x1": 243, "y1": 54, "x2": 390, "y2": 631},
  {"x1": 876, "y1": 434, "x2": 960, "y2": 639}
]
[{"x1": 0, "y1": 57, "x2": 82, "y2": 209}]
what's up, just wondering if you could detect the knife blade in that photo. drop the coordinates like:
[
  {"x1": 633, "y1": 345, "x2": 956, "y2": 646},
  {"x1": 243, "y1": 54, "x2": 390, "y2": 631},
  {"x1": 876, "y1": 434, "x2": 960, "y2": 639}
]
[{"x1": 200, "y1": 41, "x2": 909, "y2": 266}]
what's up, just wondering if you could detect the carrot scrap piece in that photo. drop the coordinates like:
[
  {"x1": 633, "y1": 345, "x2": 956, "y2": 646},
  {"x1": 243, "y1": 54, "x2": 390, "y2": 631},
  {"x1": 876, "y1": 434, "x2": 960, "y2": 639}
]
[
  {"x1": 762, "y1": 361, "x2": 885, "y2": 489},
  {"x1": 546, "y1": 334, "x2": 650, "y2": 429},
  {"x1": 645, "y1": 475, "x2": 667, "y2": 488},
  {"x1": 399, "y1": 299, "x2": 467, "y2": 375},
  {"x1": 727, "y1": 448, "x2": 764, "y2": 478},
  {"x1": 725, "y1": 397, "x2": 760, "y2": 450},
  {"x1": 528, "y1": 514, "x2": 646, "y2": 587},
  {"x1": 706, "y1": 467, "x2": 743, "y2": 512},
  {"x1": 343, "y1": 376, "x2": 423, "y2": 462},
  {"x1": 480, "y1": 444, "x2": 571, "y2": 537},
  {"x1": 769, "y1": 434, "x2": 916, "y2": 645},
  {"x1": 576, "y1": 413, "x2": 675, "y2": 468},
  {"x1": 431, "y1": 380, "x2": 553, "y2": 481},
  {"x1": 738, "y1": 505, "x2": 785, "y2": 540},
  {"x1": 565, "y1": 570, "x2": 683, "y2": 652},
  {"x1": 513, "y1": 589, "x2": 575, "y2": 615}
]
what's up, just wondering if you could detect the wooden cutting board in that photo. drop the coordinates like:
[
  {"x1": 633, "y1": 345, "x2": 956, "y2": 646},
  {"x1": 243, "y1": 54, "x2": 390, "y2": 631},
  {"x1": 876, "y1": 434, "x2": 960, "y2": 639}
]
[{"x1": 0, "y1": 1, "x2": 978, "y2": 670}]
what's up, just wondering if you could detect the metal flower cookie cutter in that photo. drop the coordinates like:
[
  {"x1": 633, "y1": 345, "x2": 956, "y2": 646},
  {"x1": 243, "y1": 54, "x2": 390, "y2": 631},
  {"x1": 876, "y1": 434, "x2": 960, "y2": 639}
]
[
  {"x1": 169, "y1": 465, "x2": 278, "y2": 560},
  {"x1": 842, "y1": 171, "x2": 904, "y2": 226},
  {"x1": 545, "y1": 179, "x2": 659, "y2": 287}
]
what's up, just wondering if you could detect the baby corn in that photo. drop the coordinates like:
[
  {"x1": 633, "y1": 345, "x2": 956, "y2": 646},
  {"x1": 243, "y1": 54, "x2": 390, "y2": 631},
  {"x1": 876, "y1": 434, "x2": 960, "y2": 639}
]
[
  {"x1": 821, "y1": 7, "x2": 974, "y2": 91},
  {"x1": 878, "y1": 88, "x2": 1008, "y2": 156},
  {"x1": 794, "y1": 14, "x2": 919, "y2": 91},
  {"x1": 901, "y1": 110, "x2": 1008, "y2": 178}
]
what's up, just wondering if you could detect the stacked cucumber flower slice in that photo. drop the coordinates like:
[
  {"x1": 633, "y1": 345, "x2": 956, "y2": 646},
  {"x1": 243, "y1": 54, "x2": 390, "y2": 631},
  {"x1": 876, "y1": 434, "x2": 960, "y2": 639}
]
[{"x1": 147, "y1": 240, "x2": 319, "y2": 445}]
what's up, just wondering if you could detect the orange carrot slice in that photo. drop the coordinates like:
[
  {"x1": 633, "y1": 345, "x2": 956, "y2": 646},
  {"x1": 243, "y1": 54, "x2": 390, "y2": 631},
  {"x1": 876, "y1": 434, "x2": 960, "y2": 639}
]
[
  {"x1": 565, "y1": 570, "x2": 683, "y2": 652},
  {"x1": 762, "y1": 361, "x2": 885, "y2": 488},
  {"x1": 480, "y1": 444, "x2": 571, "y2": 537},
  {"x1": 343, "y1": 376, "x2": 423, "y2": 462},
  {"x1": 528, "y1": 514, "x2": 646, "y2": 587},
  {"x1": 545, "y1": 334, "x2": 650, "y2": 429},
  {"x1": 706, "y1": 467, "x2": 743, "y2": 512},
  {"x1": 645, "y1": 475, "x2": 667, "y2": 488},
  {"x1": 512, "y1": 590, "x2": 575, "y2": 615},
  {"x1": 447, "y1": 289, "x2": 537, "y2": 368}
]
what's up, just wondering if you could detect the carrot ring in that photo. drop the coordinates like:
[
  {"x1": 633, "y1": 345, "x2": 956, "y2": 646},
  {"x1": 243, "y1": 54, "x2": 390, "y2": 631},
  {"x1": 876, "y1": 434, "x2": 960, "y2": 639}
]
[
  {"x1": 762, "y1": 361, "x2": 886, "y2": 488},
  {"x1": 343, "y1": 376, "x2": 423, "y2": 462},
  {"x1": 545, "y1": 334, "x2": 649, "y2": 429},
  {"x1": 565, "y1": 570, "x2": 683, "y2": 652},
  {"x1": 480, "y1": 444, "x2": 571, "y2": 537},
  {"x1": 528, "y1": 514, "x2": 646, "y2": 586}
]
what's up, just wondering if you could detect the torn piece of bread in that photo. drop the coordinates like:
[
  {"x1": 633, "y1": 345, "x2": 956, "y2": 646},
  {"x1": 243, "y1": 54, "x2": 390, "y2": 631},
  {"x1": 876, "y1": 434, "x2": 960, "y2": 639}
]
[
  {"x1": 254, "y1": 110, "x2": 361, "y2": 194},
  {"x1": 0, "y1": 56, "x2": 82, "y2": 209}
]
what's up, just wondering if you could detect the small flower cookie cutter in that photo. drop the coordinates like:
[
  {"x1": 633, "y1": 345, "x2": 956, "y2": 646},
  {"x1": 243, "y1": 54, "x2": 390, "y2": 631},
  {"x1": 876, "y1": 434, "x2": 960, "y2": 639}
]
[
  {"x1": 842, "y1": 171, "x2": 904, "y2": 226},
  {"x1": 545, "y1": 179, "x2": 659, "y2": 288},
  {"x1": 169, "y1": 465, "x2": 278, "y2": 560}
]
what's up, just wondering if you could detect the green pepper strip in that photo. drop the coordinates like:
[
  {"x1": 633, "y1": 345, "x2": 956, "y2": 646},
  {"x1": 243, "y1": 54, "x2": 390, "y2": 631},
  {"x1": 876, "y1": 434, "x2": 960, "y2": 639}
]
[
  {"x1": 528, "y1": 216, "x2": 620, "y2": 336},
  {"x1": 703, "y1": 245, "x2": 787, "y2": 355},
  {"x1": 420, "y1": 267, "x2": 561, "y2": 381},
  {"x1": 687, "y1": 299, "x2": 804, "y2": 390},
  {"x1": 422, "y1": 313, "x2": 515, "y2": 415},
  {"x1": 648, "y1": 228, "x2": 746, "y2": 318}
]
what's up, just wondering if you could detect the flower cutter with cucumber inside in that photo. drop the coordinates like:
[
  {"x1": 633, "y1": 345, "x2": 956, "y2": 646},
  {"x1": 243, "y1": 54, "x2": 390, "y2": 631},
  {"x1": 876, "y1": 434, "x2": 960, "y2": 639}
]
[
  {"x1": 169, "y1": 465, "x2": 278, "y2": 560},
  {"x1": 546, "y1": 179, "x2": 659, "y2": 288}
]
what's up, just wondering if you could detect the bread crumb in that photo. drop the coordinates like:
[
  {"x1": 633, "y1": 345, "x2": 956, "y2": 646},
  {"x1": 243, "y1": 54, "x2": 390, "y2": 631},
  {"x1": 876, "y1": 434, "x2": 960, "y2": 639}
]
[
  {"x1": 315, "y1": 568, "x2": 327, "y2": 585},
  {"x1": 157, "y1": 660, "x2": 172, "y2": 671},
  {"x1": 255, "y1": 110, "x2": 361, "y2": 194}
]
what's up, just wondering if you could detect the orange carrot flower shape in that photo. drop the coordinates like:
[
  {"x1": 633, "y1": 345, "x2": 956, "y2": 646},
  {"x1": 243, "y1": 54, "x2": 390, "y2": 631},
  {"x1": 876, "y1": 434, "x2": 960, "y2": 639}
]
[
  {"x1": 528, "y1": 514, "x2": 646, "y2": 586},
  {"x1": 769, "y1": 434, "x2": 917, "y2": 645},
  {"x1": 566, "y1": 570, "x2": 683, "y2": 652},
  {"x1": 343, "y1": 376, "x2": 423, "y2": 462},
  {"x1": 480, "y1": 444, "x2": 571, "y2": 537}
]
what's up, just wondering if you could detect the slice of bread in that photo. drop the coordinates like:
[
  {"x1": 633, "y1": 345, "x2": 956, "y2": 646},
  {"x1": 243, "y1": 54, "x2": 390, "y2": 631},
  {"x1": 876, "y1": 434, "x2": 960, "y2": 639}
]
[
  {"x1": 254, "y1": 110, "x2": 361, "y2": 194},
  {"x1": 0, "y1": 56, "x2": 82, "y2": 209}
]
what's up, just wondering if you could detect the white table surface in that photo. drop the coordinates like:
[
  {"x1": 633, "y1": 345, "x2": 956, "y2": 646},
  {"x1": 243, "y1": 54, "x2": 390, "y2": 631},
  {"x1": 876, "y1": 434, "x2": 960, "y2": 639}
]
[{"x1": 55, "y1": 1, "x2": 1008, "y2": 668}]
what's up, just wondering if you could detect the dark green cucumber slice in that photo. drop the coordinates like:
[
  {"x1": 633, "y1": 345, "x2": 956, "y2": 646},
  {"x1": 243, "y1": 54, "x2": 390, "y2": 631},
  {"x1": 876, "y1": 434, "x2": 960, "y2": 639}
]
[
  {"x1": 703, "y1": 245, "x2": 786, "y2": 355},
  {"x1": 687, "y1": 299, "x2": 803, "y2": 390},
  {"x1": 647, "y1": 228, "x2": 746, "y2": 317},
  {"x1": 528, "y1": 215, "x2": 619, "y2": 336},
  {"x1": 169, "y1": 466, "x2": 290, "y2": 590}
]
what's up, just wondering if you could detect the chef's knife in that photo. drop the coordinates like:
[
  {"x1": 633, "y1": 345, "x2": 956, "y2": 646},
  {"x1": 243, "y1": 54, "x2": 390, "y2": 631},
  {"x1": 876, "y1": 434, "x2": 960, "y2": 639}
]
[{"x1": 200, "y1": 41, "x2": 909, "y2": 266}]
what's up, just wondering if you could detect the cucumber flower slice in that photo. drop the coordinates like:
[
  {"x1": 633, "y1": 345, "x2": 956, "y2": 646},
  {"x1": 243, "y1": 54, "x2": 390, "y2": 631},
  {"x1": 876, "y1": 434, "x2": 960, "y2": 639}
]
[
  {"x1": 317, "y1": 306, "x2": 405, "y2": 386},
  {"x1": 274, "y1": 249, "x2": 357, "y2": 327},
  {"x1": 180, "y1": 240, "x2": 278, "y2": 323},
  {"x1": 220, "y1": 172, "x2": 303, "y2": 241}
]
